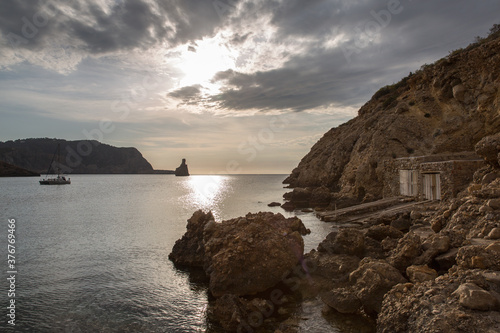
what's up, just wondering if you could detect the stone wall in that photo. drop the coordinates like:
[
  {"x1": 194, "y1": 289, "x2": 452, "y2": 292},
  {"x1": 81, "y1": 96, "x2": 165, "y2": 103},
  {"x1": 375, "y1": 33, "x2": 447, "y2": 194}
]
[{"x1": 384, "y1": 152, "x2": 484, "y2": 200}]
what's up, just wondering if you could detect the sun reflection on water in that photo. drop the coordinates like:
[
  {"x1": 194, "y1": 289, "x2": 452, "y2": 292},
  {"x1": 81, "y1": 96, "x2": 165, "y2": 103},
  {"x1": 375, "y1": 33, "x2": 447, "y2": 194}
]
[{"x1": 181, "y1": 175, "x2": 231, "y2": 220}]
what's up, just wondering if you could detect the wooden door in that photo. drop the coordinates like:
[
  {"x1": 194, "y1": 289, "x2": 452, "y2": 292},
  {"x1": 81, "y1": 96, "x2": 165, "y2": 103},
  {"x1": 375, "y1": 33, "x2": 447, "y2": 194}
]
[{"x1": 423, "y1": 173, "x2": 441, "y2": 200}]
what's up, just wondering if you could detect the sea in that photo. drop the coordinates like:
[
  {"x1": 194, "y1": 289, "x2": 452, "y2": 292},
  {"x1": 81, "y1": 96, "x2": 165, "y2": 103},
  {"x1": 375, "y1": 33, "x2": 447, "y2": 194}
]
[{"x1": 0, "y1": 174, "x2": 355, "y2": 332}]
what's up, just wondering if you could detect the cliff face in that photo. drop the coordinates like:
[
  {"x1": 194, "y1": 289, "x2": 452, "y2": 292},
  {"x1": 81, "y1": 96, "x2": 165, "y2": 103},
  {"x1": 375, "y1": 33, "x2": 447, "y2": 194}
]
[
  {"x1": 0, "y1": 138, "x2": 154, "y2": 174},
  {"x1": 284, "y1": 32, "x2": 500, "y2": 203}
]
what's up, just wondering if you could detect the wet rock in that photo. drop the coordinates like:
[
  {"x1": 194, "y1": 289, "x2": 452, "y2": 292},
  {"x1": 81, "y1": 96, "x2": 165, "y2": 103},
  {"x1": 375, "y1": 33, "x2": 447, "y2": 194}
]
[
  {"x1": 268, "y1": 202, "x2": 282, "y2": 207},
  {"x1": 349, "y1": 258, "x2": 407, "y2": 314},
  {"x1": 203, "y1": 212, "x2": 309, "y2": 297},
  {"x1": 305, "y1": 250, "x2": 361, "y2": 289},
  {"x1": 281, "y1": 201, "x2": 295, "y2": 211},
  {"x1": 169, "y1": 210, "x2": 214, "y2": 267},
  {"x1": 406, "y1": 265, "x2": 438, "y2": 283},
  {"x1": 212, "y1": 294, "x2": 278, "y2": 332},
  {"x1": 452, "y1": 283, "x2": 498, "y2": 311},
  {"x1": 321, "y1": 288, "x2": 362, "y2": 314},
  {"x1": 212, "y1": 294, "x2": 250, "y2": 332}
]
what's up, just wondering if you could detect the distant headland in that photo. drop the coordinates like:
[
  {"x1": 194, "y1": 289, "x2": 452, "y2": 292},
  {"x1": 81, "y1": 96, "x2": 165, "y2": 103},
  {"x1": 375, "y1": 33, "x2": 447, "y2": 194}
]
[
  {"x1": 0, "y1": 161, "x2": 40, "y2": 177},
  {"x1": 0, "y1": 138, "x2": 175, "y2": 175}
]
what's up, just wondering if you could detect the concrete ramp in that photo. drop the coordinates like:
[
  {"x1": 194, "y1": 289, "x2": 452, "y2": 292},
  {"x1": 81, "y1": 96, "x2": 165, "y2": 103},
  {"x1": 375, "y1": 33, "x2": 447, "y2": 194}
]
[{"x1": 317, "y1": 197, "x2": 431, "y2": 223}]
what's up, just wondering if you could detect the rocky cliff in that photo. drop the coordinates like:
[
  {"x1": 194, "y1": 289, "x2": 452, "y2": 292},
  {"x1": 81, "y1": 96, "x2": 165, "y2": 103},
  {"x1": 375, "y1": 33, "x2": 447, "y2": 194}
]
[
  {"x1": 0, "y1": 138, "x2": 154, "y2": 174},
  {"x1": 284, "y1": 29, "x2": 500, "y2": 207}
]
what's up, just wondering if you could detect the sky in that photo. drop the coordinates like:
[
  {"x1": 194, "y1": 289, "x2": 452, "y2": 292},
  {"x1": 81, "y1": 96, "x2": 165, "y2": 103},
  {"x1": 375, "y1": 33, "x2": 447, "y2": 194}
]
[{"x1": 0, "y1": 0, "x2": 498, "y2": 174}]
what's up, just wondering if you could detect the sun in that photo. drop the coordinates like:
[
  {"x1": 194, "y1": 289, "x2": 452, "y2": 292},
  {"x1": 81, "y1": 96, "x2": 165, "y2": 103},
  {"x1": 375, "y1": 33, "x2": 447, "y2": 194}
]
[{"x1": 176, "y1": 34, "x2": 238, "y2": 91}]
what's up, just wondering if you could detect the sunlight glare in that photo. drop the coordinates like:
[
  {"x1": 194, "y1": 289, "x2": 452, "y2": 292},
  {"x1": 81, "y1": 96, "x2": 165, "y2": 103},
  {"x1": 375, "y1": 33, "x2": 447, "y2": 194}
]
[
  {"x1": 176, "y1": 35, "x2": 238, "y2": 92},
  {"x1": 182, "y1": 175, "x2": 231, "y2": 220}
]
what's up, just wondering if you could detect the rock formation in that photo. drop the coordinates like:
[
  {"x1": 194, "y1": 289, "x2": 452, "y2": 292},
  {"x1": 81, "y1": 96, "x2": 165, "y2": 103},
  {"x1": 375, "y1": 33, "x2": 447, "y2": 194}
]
[
  {"x1": 174, "y1": 158, "x2": 190, "y2": 176},
  {"x1": 169, "y1": 211, "x2": 311, "y2": 330},
  {"x1": 304, "y1": 133, "x2": 500, "y2": 332},
  {"x1": 170, "y1": 211, "x2": 310, "y2": 296},
  {"x1": 283, "y1": 30, "x2": 500, "y2": 209},
  {"x1": 0, "y1": 138, "x2": 154, "y2": 174}
]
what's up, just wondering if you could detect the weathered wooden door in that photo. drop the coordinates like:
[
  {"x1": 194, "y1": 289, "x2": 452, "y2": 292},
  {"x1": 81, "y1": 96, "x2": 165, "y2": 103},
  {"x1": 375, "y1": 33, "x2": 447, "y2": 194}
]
[
  {"x1": 399, "y1": 170, "x2": 418, "y2": 196},
  {"x1": 423, "y1": 173, "x2": 441, "y2": 200}
]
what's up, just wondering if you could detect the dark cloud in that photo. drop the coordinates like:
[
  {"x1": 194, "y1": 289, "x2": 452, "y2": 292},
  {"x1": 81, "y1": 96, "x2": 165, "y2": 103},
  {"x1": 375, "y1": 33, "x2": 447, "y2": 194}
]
[
  {"x1": 1, "y1": 0, "x2": 499, "y2": 113},
  {"x1": 208, "y1": 50, "x2": 382, "y2": 112},
  {"x1": 168, "y1": 84, "x2": 202, "y2": 101},
  {"x1": 0, "y1": 0, "x2": 243, "y2": 54}
]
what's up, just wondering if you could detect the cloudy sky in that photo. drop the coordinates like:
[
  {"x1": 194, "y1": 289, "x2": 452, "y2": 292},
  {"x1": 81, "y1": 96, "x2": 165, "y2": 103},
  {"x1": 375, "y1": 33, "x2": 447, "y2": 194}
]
[{"x1": 0, "y1": 0, "x2": 498, "y2": 174}]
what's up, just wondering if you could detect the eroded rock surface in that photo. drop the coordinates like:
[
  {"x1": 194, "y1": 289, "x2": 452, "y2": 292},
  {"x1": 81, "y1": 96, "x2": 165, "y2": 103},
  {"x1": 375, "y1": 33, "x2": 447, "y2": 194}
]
[{"x1": 170, "y1": 211, "x2": 310, "y2": 297}]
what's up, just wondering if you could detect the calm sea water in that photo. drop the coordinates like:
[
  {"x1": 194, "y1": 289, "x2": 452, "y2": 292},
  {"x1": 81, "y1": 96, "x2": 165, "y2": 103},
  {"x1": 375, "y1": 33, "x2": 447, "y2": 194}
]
[{"x1": 0, "y1": 175, "x2": 335, "y2": 332}]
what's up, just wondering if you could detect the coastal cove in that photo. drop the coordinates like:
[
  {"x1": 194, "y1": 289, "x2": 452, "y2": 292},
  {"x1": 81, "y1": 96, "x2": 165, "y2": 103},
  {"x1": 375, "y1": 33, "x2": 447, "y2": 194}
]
[{"x1": 0, "y1": 174, "x2": 346, "y2": 332}]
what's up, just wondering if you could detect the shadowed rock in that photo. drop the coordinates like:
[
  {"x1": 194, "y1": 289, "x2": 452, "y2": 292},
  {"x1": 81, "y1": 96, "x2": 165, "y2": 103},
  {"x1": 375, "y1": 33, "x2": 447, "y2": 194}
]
[
  {"x1": 169, "y1": 210, "x2": 214, "y2": 267},
  {"x1": 175, "y1": 158, "x2": 190, "y2": 176},
  {"x1": 170, "y1": 211, "x2": 310, "y2": 297}
]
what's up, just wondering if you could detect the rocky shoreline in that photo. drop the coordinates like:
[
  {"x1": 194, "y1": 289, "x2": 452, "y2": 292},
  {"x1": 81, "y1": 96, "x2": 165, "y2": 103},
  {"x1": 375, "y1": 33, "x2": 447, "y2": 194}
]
[{"x1": 170, "y1": 133, "x2": 500, "y2": 332}]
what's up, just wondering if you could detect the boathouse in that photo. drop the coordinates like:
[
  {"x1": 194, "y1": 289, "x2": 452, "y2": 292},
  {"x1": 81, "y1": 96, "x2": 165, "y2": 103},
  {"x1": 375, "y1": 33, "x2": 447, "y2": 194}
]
[{"x1": 384, "y1": 152, "x2": 484, "y2": 201}]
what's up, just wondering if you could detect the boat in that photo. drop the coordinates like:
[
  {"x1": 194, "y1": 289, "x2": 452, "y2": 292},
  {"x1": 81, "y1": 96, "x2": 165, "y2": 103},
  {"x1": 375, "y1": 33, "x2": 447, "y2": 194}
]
[{"x1": 39, "y1": 144, "x2": 71, "y2": 185}]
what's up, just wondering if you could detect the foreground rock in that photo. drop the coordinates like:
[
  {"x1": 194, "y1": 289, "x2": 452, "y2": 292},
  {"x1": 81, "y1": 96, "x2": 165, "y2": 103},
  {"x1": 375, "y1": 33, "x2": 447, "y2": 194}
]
[
  {"x1": 377, "y1": 267, "x2": 500, "y2": 332},
  {"x1": 170, "y1": 211, "x2": 310, "y2": 297},
  {"x1": 204, "y1": 212, "x2": 309, "y2": 297},
  {"x1": 376, "y1": 132, "x2": 500, "y2": 332},
  {"x1": 169, "y1": 210, "x2": 214, "y2": 267},
  {"x1": 170, "y1": 211, "x2": 310, "y2": 331}
]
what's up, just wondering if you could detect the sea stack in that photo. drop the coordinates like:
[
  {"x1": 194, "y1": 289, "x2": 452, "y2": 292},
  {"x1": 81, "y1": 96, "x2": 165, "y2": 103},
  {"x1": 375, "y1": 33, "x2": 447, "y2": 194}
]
[{"x1": 175, "y1": 158, "x2": 190, "y2": 176}]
